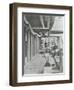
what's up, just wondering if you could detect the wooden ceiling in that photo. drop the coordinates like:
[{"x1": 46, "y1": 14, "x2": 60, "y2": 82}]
[{"x1": 24, "y1": 14, "x2": 63, "y2": 37}]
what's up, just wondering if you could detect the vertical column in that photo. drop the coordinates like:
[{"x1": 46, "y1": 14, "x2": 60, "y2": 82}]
[
  {"x1": 35, "y1": 35, "x2": 39, "y2": 54},
  {"x1": 57, "y1": 36, "x2": 59, "y2": 49},
  {"x1": 39, "y1": 37, "x2": 41, "y2": 50},
  {"x1": 34, "y1": 36, "x2": 37, "y2": 55},
  {"x1": 31, "y1": 33, "x2": 34, "y2": 60},
  {"x1": 27, "y1": 31, "x2": 31, "y2": 61},
  {"x1": 33, "y1": 35, "x2": 35, "y2": 56},
  {"x1": 36, "y1": 36, "x2": 38, "y2": 54}
]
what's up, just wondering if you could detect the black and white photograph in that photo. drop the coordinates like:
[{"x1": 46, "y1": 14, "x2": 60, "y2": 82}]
[
  {"x1": 22, "y1": 13, "x2": 64, "y2": 75},
  {"x1": 10, "y1": 3, "x2": 72, "y2": 86}
]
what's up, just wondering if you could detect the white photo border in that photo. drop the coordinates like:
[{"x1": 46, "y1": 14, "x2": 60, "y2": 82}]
[{"x1": 17, "y1": 7, "x2": 70, "y2": 83}]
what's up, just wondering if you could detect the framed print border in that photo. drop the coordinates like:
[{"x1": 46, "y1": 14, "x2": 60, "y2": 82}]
[{"x1": 9, "y1": 3, "x2": 72, "y2": 86}]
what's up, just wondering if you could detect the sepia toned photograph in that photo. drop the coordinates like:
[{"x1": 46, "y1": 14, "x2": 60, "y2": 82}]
[{"x1": 22, "y1": 13, "x2": 64, "y2": 75}]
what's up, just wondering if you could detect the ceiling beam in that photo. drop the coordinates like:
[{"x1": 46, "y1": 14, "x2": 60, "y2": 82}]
[
  {"x1": 32, "y1": 27, "x2": 49, "y2": 30},
  {"x1": 40, "y1": 15, "x2": 45, "y2": 28},
  {"x1": 47, "y1": 16, "x2": 50, "y2": 29}
]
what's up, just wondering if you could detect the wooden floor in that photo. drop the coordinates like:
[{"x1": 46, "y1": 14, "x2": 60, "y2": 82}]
[{"x1": 24, "y1": 53, "x2": 60, "y2": 74}]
